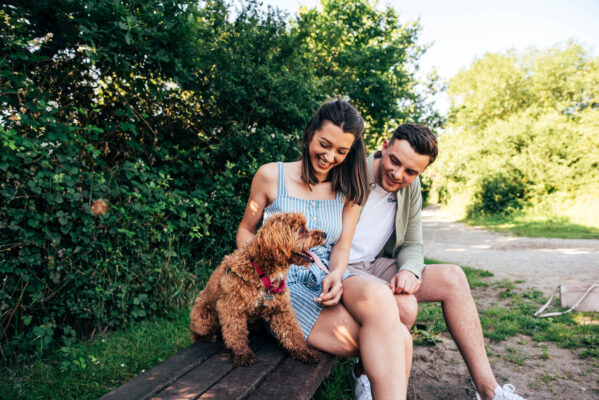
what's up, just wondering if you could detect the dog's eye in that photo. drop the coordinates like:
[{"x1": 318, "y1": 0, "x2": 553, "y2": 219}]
[{"x1": 299, "y1": 227, "x2": 306, "y2": 234}]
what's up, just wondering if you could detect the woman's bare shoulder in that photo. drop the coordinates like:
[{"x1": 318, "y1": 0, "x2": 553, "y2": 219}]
[
  {"x1": 252, "y1": 162, "x2": 280, "y2": 203},
  {"x1": 255, "y1": 162, "x2": 278, "y2": 183}
]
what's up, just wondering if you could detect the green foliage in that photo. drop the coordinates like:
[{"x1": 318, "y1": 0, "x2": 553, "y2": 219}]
[
  {"x1": 0, "y1": 0, "x2": 303, "y2": 361},
  {"x1": 431, "y1": 42, "x2": 599, "y2": 226},
  {"x1": 467, "y1": 168, "x2": 528, "y2": 216},
  {"x1": 447, "y1": 52, "x2": 530, "y2": 130},
  {"x1": 292, "y1": 0, "x2": 444, "y2": 148},
  {"x1": 313, "y1": 357, "x2": 355, "y2": 400},
  {"x1": 420, "y1": 173, "x2": 433, "y2": 205},
  {"x1": 1, "y1": 0, "x2": 205, "y2": 361},
  {"x1": 1, "y1": 0, "x2": 436, "y2": 362}
]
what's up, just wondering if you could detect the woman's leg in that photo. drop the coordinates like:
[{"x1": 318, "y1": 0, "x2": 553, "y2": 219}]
[
  {"x1": 308, "y1": 276, "x2": 412, "y2": 400},
  {"x1": 306, "y1": 297, "x2": 361, "y2": 358},
  {"x1": 347, "y1": 262, "x2": 419, "y2": 329}
]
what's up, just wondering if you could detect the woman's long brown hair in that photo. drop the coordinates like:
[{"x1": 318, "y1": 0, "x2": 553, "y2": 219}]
[{"x1": 300, "y1": 100, "x2": 368, "y2": 205}]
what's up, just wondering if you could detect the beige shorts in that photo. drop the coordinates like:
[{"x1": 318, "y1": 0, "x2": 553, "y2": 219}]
[{"x1": 347, "y1": 257, "x2": 399, "y2": 283}]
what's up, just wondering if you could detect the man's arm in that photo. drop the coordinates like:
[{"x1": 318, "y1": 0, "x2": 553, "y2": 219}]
[{"x1": 389, "y1": 178, "x2": 425, "y2": 294}]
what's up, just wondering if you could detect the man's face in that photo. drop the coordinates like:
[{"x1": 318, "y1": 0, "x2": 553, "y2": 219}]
[{"x1": 375, "y1": 139, "x2": 430, "y2": 192}]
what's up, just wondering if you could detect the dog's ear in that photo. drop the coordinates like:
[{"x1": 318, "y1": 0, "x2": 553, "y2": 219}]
[{"x1": 254, "y1": 215, "x2": 293, "y2": 264}]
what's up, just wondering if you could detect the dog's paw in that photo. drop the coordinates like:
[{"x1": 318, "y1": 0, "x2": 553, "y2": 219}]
[
  {"x1": 291, "y1": 347, "x2": 321, "y2": 364},
  {"x1": 233, "y1": 351, "x2": 255, "y2": 367}
]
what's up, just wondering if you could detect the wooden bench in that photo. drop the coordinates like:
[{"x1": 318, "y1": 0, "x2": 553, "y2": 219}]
[{"x1": 99, "y1": 328, "x2": 337, "y2": 400}]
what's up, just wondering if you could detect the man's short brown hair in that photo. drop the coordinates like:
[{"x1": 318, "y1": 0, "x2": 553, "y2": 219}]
[{"x1": 389, "y1": 123, "x2": 438, "y2": 165}]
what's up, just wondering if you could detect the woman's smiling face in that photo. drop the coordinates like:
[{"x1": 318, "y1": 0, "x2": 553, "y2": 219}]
[{"x1": 308, "y1": 121, "x2": 356, "y2": 181}]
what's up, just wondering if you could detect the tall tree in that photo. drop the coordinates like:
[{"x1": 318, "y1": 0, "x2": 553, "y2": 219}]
[
  {"x1": 291, "y1": 0, "x2": 442, "y2": 147},
  {"x1": 431, "y1": 42, "x2": 599, "y2": 218}
]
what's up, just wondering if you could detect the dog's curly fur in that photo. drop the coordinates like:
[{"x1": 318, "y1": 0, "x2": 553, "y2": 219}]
[{"x1": 189, "y1": 212, "x2": 326, "y2": 366}]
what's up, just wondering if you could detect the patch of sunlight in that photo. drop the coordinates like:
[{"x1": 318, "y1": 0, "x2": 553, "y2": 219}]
[
  {"x1": 496, "y1": 223, "x2": 516, "y2": 229},
  {"x1": 574, "y1": 314, "x2": 599, "y2": 326}
]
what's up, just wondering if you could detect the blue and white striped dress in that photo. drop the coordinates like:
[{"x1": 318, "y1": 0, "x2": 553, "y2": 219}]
[{"x1": 263, "y1": 162, "x2": 352, "y2": 339}]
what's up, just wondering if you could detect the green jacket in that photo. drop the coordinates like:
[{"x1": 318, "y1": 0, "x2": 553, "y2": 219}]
[{"x1": 365, "y1": 151, "x2": 425, "y2": 280}]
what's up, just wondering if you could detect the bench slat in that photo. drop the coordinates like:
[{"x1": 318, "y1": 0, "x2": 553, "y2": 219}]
[
  {"x1": 150, "y1": 335, "x2": 268, "y2": 399},
  {"x1": 198, "y1": 339, "x2": 285, "y2": 400},
  {"x1": 149, "y1": 352, "x2": 234, "y2": 400},
  {"x1": 99, "y1": 328, "x2": 338, "y2": 400},
  {"x1": 98, "y1": 341, "x2": 223, "y2": 400},
  {"x1": 247, "y1": 352, "x2": 337, "y2": 400}
]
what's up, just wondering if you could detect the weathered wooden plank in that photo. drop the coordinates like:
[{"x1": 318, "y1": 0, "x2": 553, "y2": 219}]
[
  {"x1": 150, "y1": 334, "x2": 268, "y2": 400},
  {"x1": 248, "y1": 352, "x2": 337, "y2": 400},
  {"x1": 149, "y1": 351, "x2": 234, "y2": 400},
  {"x1": 99, "y1": 326, "x2": 336, "y2": 400},
  {"x1": 197, "y1": 339, "x2": 286, "y2": 400},
  {"x1": 98, "y1": 341, "x2": 223, "y2": 400}
]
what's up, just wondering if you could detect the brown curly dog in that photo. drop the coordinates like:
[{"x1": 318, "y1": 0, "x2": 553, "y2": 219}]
[{"x1": 189, "y1": 212, "x2": 326, "y2": 366}]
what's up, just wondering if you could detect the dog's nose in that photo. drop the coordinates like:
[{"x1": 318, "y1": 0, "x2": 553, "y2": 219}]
[{"x1": 321, "y1": 232, "x2": 327, "y2": 239}]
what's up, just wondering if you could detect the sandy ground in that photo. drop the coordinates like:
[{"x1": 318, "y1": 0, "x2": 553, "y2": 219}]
[
  {"x1": 422, "y1": 205, "x2": 599, "y2": 295},
  {"x1": 405, "y1": 205, "x2": 599, "y2": 400}
]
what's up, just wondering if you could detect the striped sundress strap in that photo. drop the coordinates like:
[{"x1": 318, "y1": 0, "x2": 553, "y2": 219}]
[{"x1": 277, "y1": 162, "x2": 287, "y2": 197}]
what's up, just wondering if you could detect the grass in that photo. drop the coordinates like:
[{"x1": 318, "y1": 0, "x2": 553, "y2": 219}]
[
  {"x1": 1, "y1": 309, "x2": 192, "y2": 400},
  {"x1": 3, "y1": 260, "x2": 598, "y2": 400},
  {"x1": 462, "y1": 213, "x2": 599, "y2": 239},
  {"x1": 415, "y1": 271, "x2": 599, "y2": 354},
  {"x1": 433, "y1": 190, "x2": 599, "y2": 239}
]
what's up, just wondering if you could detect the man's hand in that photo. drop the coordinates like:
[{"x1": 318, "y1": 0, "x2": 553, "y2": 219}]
[
  {"x1": 314, "y1": 271, "x2": 344, "y2": 306},
  {"x1": 389, "y1": 270, "x2": 420, "y2": 294}
]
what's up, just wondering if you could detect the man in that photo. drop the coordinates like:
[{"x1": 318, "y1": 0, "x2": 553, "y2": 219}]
[{"x1": 347, "y1": 124, "x2": 526, "y2": 400}]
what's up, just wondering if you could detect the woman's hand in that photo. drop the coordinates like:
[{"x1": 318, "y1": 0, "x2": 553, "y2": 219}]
[{"x1": 314, "y1": 270, "x2": 344, "y2": 306}]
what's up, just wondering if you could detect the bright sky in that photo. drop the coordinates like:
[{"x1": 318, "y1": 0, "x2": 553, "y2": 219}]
[{"x1": 261, "y1": 0, "x2": 599, "y2": 113}]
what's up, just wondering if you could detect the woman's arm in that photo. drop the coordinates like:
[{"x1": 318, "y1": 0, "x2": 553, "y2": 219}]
[
  {"x1": 316, "y1": 200, "x2": 362, "y2": 306},
  {"x1": 236, "y1": 163, "x2": 277, "y2": 248}
]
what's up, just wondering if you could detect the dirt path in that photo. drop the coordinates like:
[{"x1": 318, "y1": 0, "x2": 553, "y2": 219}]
[
  {"x1": 408, "y1": 205, "x2": 599, "y2": 399},
  {"x1": 422, "y1": 205, "x2": 599, "y2": 295}
]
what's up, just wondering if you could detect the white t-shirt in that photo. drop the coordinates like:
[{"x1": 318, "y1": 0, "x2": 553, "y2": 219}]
[{"x1": 349, "y1": 183, "x2": 397, "y2": 263}]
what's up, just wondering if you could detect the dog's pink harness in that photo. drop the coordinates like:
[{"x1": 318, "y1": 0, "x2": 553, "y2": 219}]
[
  {"x1": 250, "y1": 250, "x2": 329, "y2": 294},
  {"x1": 250, "y1": 256, "x2": 286, "y2": 294}
]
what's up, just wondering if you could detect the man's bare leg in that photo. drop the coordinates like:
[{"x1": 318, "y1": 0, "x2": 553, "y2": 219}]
[{"x1": 413, "y1": 264, "x2": 498, "y2": 400}]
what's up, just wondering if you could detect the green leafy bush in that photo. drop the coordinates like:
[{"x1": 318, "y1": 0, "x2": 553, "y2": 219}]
[
  {"x1": 430, "y1": 42, "x2": 599, "y2": 224},
  {"x1": 467, "y1": 169, "x2": 527, "y2": 216},
  {"x1": 0, "y1": 0, "x2": 306, "y2": 361},
  {"x1": 1, "y1": 0, "x2": 434, "y2": 362}
]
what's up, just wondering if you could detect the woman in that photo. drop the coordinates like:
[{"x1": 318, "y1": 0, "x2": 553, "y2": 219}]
[{"x1": 237, "y1": 100, "x2": 413, "y2": 399}]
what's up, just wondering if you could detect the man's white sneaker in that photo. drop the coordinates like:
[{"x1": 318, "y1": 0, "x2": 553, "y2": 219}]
[
  {"x1": 476, "y1": 384, "x2": 526, "y2": 400},
  {"x1": 351, "y1": 362, "x2": 373, "y2": 400}
]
